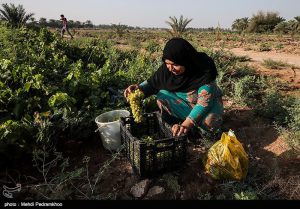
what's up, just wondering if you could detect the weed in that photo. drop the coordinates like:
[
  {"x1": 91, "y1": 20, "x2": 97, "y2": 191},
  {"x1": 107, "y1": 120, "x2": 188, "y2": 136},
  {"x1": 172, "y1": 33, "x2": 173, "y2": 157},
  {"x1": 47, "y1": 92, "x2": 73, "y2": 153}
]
[
  {"x1": 258, "y1": 43, "x2": 272, "y2": 51},
  {"x1": 29, "y1": 143, "x2": 124, "y2": 199},
  {"x1": 161, "y1": 173, "x2": 181, "y2": 199},
  {"x1": 197, "y1": 192, "x2": 212, "y2": 200},
  {"x1": 255, "y1": 90, "x2": 295, "y2": 126},
  {"x1": 276, "y1": 126, "x2": 300, "y2": 153},
  {"x1": 234, "y1": 190, "x2": 258, "y2": 200},
  {"x1": 231, "y1": 65, "x2": 256, "y2": 78},
  {"x1": 259, "y1": 175, "x2": 300, "y2": 200},
  {"x1": 235, "y1": 55, "x2": 252, "y2": 62},
  {"x1": 274, "y1": 43, "x2": 284, "y2": 50},
  {"x1": 216, "y1": 181, "x2": 259, "y2": 200},
  {"x1": 262, "y1": 59, "x2": 289, "y2": 69},
  {"x1": 233, "y1": 75, "x2": 265, "y2": 106},
  {"x1": 31, "y1": 145, "x2": 84, "y2": 199},
  {"x1": 144, "y1": 40, "x2": 161, "y2": 53}
]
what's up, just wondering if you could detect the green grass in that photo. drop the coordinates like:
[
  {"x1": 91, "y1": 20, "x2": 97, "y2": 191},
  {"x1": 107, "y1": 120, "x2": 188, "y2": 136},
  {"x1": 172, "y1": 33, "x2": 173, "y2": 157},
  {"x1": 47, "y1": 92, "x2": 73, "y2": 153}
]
[{"x1": 262, "y1": 59, "x2": 290, "y2": 69}]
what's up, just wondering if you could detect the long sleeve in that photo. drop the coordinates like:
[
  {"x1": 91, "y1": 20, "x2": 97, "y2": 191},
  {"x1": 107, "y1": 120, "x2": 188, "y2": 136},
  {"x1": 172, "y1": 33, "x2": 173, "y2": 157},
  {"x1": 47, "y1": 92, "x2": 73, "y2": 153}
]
[
  {"x1": 138, "y1": 80, "x2": 159, "y2": 98},
  {"x1": 187, "y1": 83, "x2": 216, "y2": 125}
]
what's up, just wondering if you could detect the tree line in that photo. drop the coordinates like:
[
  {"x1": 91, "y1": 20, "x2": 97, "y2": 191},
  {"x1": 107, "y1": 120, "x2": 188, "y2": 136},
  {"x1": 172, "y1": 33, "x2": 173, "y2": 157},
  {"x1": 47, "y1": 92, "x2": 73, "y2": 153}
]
[
  {"x1": 0, "y1": 3, "x2": 299, "y2": 35},
  {"x1": 232, "y1": 11, "x2": 300, "y2": 34},
  {"x1": 0, "y1": 3, "x2": 136, "y2": 29}
]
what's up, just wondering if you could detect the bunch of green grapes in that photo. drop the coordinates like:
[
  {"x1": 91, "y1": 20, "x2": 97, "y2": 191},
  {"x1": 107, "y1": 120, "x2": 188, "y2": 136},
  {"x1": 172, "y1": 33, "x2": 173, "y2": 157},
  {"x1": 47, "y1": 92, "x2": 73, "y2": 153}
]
[
  {"x1": 141, "y1": 135, "x2": 155, "y2": 145},
  {"x1": 128, "y1": 89, "x2": 144, "y2": 123}
]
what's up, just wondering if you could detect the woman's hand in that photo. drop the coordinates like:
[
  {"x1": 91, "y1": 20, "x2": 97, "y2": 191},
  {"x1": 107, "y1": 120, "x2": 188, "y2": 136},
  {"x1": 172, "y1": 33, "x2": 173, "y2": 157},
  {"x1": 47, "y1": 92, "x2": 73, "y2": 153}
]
[
  {"x1": 124, "y1": 84, "x2": 139, "y2": 101},
  {"x1": 171, "y1": 118, "x2": 195, "y2": 137},
  {"x1": 172, "y1": 124, "x2": 188, "y2": 137}
]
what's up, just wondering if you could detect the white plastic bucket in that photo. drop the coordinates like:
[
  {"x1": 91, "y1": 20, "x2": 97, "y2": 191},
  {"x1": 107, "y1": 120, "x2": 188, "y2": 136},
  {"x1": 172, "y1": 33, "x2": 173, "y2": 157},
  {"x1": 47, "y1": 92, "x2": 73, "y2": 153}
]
[{"x1": 95, "y1": 109, "x2": 130, "y2": 152}]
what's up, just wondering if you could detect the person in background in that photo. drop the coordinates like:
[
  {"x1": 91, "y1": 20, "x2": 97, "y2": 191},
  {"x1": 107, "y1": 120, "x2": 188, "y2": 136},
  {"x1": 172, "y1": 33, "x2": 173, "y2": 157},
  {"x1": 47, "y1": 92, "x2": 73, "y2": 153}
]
[
  {"x1": 60, "y1": 14, "x2": 73, "y2": 39},
  {"x1": 124, "y1": 37, "x2": 224, "y2": 139}
]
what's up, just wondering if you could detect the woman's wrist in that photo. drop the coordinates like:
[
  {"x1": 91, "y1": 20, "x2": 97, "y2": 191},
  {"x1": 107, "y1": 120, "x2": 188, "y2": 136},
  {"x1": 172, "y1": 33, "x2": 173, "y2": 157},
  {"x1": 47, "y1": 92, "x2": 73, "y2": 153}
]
[
  {"x1": 181, "y1": 117, "x2": 195, "y2": 130},
  {"x1": 172, "y1": 118, "x2": 194, "y2": 136}
]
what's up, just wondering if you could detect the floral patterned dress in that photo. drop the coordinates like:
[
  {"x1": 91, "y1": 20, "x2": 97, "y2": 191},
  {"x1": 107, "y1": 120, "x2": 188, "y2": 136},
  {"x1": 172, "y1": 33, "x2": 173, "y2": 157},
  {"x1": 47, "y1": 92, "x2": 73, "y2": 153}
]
[{"x1": 139, "y1": 80, "x2": 224, "y2": 133}]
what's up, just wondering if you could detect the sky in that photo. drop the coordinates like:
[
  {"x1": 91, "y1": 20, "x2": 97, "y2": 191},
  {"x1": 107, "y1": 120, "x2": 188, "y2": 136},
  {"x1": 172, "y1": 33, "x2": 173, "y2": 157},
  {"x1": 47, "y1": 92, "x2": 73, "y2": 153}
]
[{"x1": 1, "y1": 0, "x2": 299, "y2": 28}]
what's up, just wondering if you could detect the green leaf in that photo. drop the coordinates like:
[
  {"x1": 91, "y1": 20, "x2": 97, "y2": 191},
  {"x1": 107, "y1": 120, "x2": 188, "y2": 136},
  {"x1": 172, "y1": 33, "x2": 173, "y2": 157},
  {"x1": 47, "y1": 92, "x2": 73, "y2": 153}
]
[{"x1": 24, "y1": 82, "x2": 31, "y2": 92}]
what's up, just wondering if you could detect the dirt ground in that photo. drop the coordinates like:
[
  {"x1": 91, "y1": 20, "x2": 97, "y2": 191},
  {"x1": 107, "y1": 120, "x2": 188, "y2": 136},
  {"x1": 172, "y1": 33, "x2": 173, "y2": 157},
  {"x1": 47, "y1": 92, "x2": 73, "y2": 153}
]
[
  {"x1": 228, "y1": 48, "x2": 300, "y2": 88},
  {"x1": 230, "y1": 48, "x2": 300, "y2": 67}
]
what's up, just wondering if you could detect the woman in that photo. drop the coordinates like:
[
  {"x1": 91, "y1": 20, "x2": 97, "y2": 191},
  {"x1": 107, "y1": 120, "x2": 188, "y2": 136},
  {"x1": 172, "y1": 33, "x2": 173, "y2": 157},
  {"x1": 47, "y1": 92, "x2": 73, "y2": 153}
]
[{"x1": 124, "y1": 38, "x2": 223, "y2": 138}]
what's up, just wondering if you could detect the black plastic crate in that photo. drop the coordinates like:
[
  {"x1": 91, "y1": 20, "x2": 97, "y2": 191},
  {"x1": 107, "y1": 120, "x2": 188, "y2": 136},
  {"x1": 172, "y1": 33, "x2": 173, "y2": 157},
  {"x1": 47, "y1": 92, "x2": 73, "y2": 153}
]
[{"x1": 120, "y1": 112, "x2": 187, "y2": 178}]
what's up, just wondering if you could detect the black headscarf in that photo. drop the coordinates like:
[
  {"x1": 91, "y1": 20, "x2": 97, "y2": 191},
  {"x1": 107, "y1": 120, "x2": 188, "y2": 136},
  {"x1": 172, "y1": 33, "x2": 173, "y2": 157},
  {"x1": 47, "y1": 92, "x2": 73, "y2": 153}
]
[{"x1": 147, "y1": 37, "x2": 218, "y2": 92}]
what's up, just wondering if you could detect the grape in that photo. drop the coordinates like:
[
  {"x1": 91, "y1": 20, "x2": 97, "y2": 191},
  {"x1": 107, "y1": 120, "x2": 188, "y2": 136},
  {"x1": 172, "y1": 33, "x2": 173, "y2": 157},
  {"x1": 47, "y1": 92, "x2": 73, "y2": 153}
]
[{"x1": 128, "y1": 89, "x2": 144, "y2": 123}]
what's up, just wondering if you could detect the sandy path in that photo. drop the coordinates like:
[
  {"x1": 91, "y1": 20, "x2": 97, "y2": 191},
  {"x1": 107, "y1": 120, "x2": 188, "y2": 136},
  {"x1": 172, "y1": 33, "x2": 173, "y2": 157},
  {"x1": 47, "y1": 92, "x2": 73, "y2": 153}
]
[
  {"x1": 229, "y1": 48, "x2": 300, "y2": 67},
  {"x1": 221, "y1": 47, "x2": 300, "y2": 89}
]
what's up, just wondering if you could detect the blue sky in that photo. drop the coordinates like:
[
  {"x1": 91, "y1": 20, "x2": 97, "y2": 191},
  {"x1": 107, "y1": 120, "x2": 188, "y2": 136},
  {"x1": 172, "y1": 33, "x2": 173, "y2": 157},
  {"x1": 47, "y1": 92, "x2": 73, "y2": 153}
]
[{"x1": 1, "y1": 0, "x2": 299, "y2": 28}]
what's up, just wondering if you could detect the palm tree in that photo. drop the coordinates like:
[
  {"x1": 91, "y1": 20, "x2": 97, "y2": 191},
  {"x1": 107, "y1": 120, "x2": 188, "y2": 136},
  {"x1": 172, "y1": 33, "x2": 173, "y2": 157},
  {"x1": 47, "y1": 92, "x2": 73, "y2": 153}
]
[
  {"x1": 111, "y1": 23, "x2": 128, "y2": 38},
  {"x1": 232, "y1": 17, "x2": 249, "y2": 32},
  {"x1": 0, "y1": 3, "x2": 34, "y2": 27},
  {"x1": 293, "y1": 16, "x2": 300, "y2": 32},
  {"x1": 165, "y1": 15, "x2": 193, "y2": 37}
]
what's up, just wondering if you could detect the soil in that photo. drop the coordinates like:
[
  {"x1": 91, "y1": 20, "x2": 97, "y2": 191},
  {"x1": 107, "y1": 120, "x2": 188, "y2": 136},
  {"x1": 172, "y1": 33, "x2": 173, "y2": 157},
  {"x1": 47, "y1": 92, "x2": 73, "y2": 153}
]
[
  {"x1": 228, "y1": 48, "x2": 300, "y2": 89},
  {"x1": 230, "y1": 48, "x2": 300, "y2": 66}
]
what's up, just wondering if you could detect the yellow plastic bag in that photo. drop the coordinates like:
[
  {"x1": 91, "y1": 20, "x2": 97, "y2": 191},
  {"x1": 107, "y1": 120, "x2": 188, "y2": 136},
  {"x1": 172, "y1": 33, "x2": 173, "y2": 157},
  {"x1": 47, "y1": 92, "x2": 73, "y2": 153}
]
[{"x1": 203, "y1": 129, "x2": 249, "y2": 181}]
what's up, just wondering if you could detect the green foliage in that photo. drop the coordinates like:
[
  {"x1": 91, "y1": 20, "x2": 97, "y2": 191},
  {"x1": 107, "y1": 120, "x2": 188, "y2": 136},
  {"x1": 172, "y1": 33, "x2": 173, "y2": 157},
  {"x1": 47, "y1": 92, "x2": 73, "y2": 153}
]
[
  {"x1": 197, "y1": 192, "x2": 213, "y2": 200},
  {"x1": 262, "y1": 59, "x2": 289, "y2": 69},
  {"x1": 144, "y1": 40, "x2": 162, "y2": 53},
  {"x1": 143, "y1": 95, "x2": 159, "y2": 112},
  {"x1": 209, "y1": 50, "x2": 238, "y2": 94},
  {"x1": 0, "y1": 118, "x2": 34, "y2": 161},
  {"x1": 274, "y1": 43, "x2": 284, "y2": 50},
  {"x1": 29, "y1": 142, "x2": 124, "y2": 199},
  {"x1": 32, "y1": 146, "x2": 84, "y2": 199},
  {"x1": 0, "y1": 3, "x2": 34, "y2": 27},
  {"x1": 274, "y1": 21, "x2": 294, "y2": 34},
  {"x1": 126, "y1": 53, "x2": 160, "y2": 83},
  {"x1": 0, "y1": 119, "x2": 31, "y2": 146},
  {"x1": 48, "y1": 92, "x2": 76, "y2": 109},
  {"x1": 0, "y1": 24, "x2": 166, "y2": 158},
  {"x1": 231, "y1": 65, "x2": 256, "y2": 77},
  {"x1": 255, "y1": 90, "x2": 294, "y2": 126},
  {"x1": 293, "y1": 16, "x2": 300, "y2": 33},
  {"x1": 165, "y1": 15, "x2": 193, "y2": 37},
  {"x1": 1, "y1": 17, "x2": 299, "y2": 200},
  {"x1": 233, "y1": 75, "x2": 267, "y2": 106},
  {"x1": 258, "y1": 43, "x2": 272, "y2": 51},
  {"x1": 288, "y1": 98, "x2": 300, "y2": 131},
  {"x1": 247, "y1": 11, "x2": 285, "y2": 33},
  {"x1": 276, "y1": 126, "x2": 300, "y2": 154},
  {"x1": 208, "y1": 48, "x2": 269, "y2": 105},
  {"x1": 274, "y1": 17, "x2": 300, "y2": 34},
  {"x1": 161, "y1": 173, "x2": 181, "y2": 198},
  {"x1": 279, "y1": 98, "x2": 300, "y2": 151},
  {"x1": 111, "y1": 23, "x2": 129, "y2": 38},
  {"x1": 232, "y1": 17, "x2": 249, "y2": 32},
  {"x1": 234, "y1": 191, "x2": 258, "y2": 200},
  {"x1": 216, "y1": 181, "x2": 259, "y2": 200}
]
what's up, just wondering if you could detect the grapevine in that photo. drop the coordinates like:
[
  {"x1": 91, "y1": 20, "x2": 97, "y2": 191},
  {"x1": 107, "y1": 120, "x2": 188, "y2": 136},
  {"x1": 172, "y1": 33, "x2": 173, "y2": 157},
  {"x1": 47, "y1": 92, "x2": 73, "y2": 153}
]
[{"x1": 128, "y1": 89, "x2": 144, "y2": 123}]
